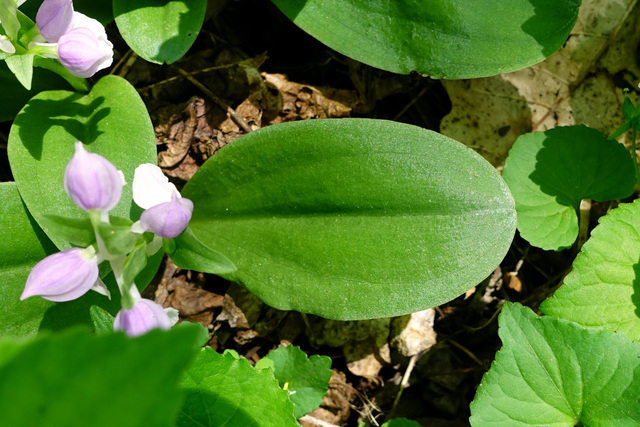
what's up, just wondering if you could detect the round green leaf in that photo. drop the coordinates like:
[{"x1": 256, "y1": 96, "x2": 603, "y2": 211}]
[
  {"x1": 541, "y1": 199, "x2": 640, "y2": 341},
  {"x1": 182, "y1": 119, "x2": 516, "y2": 320},
  {"x1": 471, "y1": 303, "x2": 640, "y2": 427},
  {"x1": 8, "y1": 75, "x2": 157, "y2": 249},
  {"x1": 271, "y1": 0, "x2": 580, "y2": 78},
  {"x1": 113, "y1": 0, "x2": 207, "y2": 64},
  {"x1": 502, "y1": 125, "x2": 636, "y2": 251},
  {"x1": 178, "y1": 348, "x2": 297, "y2": 427}
]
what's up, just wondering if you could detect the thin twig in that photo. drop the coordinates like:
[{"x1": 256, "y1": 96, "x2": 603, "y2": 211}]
[
  {"x1": 174, "y1": 66, "x2": 253, "y2": 134},
  {"x1": 298, "y1": 415, "x2": 341, "y2": 427}
]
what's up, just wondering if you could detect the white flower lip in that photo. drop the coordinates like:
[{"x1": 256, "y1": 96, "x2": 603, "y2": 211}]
[
  {"x1": 133, "y1": 163, "x2": 179, "y2": 209},
  {"x1": 21, "y1": 247, "x2": 99, "y2": 302}
]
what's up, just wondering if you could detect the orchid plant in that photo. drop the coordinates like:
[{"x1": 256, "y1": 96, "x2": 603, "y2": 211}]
[{"x1": 2, "y1": 0, "x2": 639, "y2": 426}]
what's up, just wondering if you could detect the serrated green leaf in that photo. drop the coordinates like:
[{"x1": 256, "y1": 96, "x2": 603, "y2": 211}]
[
  {"x1": 0, "y1": 325, "x2": 201, "y2": 426},
  {"x1": 182, "y1": 119, "x2": 516, "y2": 320},
  {"x1": 178, "y1": 347, "x2": 297, "y2": 427},
  {"x1": 264, "y1": 345, "x2": 332, "y2": 418},
  {"x1": 89, "y1": 305, "x2": 114, "y2": 334},
  {"x1": 502, "y1": 125, "x2": 636, "y2": 251},
  {"x1": 541, "y1": 199, "x2": 640, "y2": 341},
  {"x1": 167, "y1": 227, "x2": 236, "y2": 275},
  {"x1": 5, "y1": 53, "x2": 34, "y2": 89},
  {"x1": 7, "y1": 75, "x2": 157, "y2": 250},
  {"x1": 113, "y1": 0, "x2": 206, "y2": 64},
  {"x1": 470, "y1": 303, "x2": 640, "y2": 427},
  {"x1": 272, "y1": 0, "x2": 579, "y2": 78}
]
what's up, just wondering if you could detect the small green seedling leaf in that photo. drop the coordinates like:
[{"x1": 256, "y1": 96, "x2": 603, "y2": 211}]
[
  {"x1": 470, "y1": 303, "x2": 640, "y2": 427},
  {"x1": 272, "y1": 0, "x2": 579, "y2": 78},
  {"x1": 8, "y1": 75, "x2": 157, "y2": 250},
  {"x1": 502, "y1": 125, "x2": 636, "y2": 251},
  {"x1": 178, "y1": 347, "x2": 297, "y2": 427},
  {"x1": 263, "y1": 345, "x2": 332, "y2": 418},
  {"x1": 541, "y1": 199, "x2": 640, "y2": 341},
  {"x1": 182, "y1": 118, "x2": 516, "y2": 320},
  {"x1": 0, "y1": 326, "x2": 202, "y2": 426},
  {"x1": 89, "y1": 305, "x2": 114, "y2": 335},
  {"x1": 113, "y1": 0, "x2": 206, "y2": 64}
]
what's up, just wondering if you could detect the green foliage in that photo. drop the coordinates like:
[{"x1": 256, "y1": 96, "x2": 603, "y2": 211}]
[
  {"x1": 7, "y1": 75, "x2": 157, "y2": 249},
  {"x1": 113, "y1": 0, "x2": 207, "y2": 64},
  {"x1": 541, "y1": 199, "x2": 640, "y2": 341},
  {"x1": 470, "y1": 303, "x2": 640, "y2": 427},
  {"x1": 166, "y1": 227, "x2": 236, "y2": 275},
  {"x1": 381, "y1": 419, "x2": 422, "y2": 427},
  {"x1": 182, "y1": 119, "x2": 516, "y2": 320},
  {"x1": 89, "y1": 305, "x2": 114, "y2": 335},
  {"x1": 260, "y1": 345, "x2": 332, "y2": 418},
  {"x1": 0, "y1": 325, "x2": 203, "y2": 427},
  {"x1": 178, "y1": 347, "x2": 297, "y2": 426},
  {"x1": 271, "y1": 0, "x2": 580, "y2": 78},
  {"x1": 502, "y1": 125, "x2": 636, "y2": 250}
]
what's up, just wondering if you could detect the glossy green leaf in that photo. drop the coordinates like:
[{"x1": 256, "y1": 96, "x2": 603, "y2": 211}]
[
  {"x1": 0, "y1": 325, "x2": 202, "y2": 426},
  {"x1": 541, "y1": 199, "x2": 640, "y2": 341},
  {"x1": 271, "y1": 0, "x2": 580, "y2": 78},
  {"x1": 8, "y1": 75, "x2": 157, "y2": 250},
  {"x1": 182, "y1": 119, "x2": 516, "y2": 320},
  {"x1": 113, "y1": 0, "x2": 206, "y2": 64},
  {"x1": 470, "y1": 303, "x2": 640, "y2": 427},
  {"x1": 166, "y1": 227, "x2": 236, "y2": 275},
  {"x1": 262, "y1": 345, "x2": 332, "y2": 418},
  {"x1": 502, "y1": 125, "x2": 636, "y2": 251},
  {"x1": 178, "y1": 347, "x2": 297, "y2": 427},
  {"x1": 0, "y1": 182, "x2": 57, "y2": 338}
]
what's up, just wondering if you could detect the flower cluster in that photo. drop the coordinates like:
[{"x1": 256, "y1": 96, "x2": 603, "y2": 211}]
[
  {"x1": 0, "y1": 0, "x2": 113, "y2": 78},
  {"x1": 21, "y1": 142, "x2": 193, "y2": 337}
]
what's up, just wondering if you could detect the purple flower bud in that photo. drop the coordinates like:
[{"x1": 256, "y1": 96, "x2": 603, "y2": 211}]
[
  {"x1": 140, "y1": 193, "x2": 194, "y2": 239},
  {"x1": 57, "y1": 23, "x2": 113, "y2": 78},
  {"x1": 21, "y1": 247, "x2": 99, "y2": 302},
  {"x1": 36, "y1": 0, "x2": 74, "y2": 43},
  {"x1": 113, "y1": 299, "x2": 173, "y2": 337},
  {"x1": 64, "y1": 142, "x2": 124, "y2": 212}
]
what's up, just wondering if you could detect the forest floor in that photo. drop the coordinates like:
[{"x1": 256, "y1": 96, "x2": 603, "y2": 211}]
[{"x1": 3, "y1": 0, "x2": 639, "y2": 425}]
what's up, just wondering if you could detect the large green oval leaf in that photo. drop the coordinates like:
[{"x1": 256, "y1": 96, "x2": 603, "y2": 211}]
[
  {"x1": 271, "y1": 0, "x2": 580, "y2": 78},
  {"x1": 181, "y1": 119, "x2": 516, "y2": 320},
  {"x1": 502, "y1": 125, "x2": 636, "y2": 251},
  {"x1": 541, "y1": 199, "x2": 640, "y2": 342},
  {"x1": 7, "y1": 75, "x2": 157, "y2": 249},
  {"x1": 470, "y1": 303, "x2": 640, "y2": 426},
  {"x1": 113, "y1": 0, "x2": 207, "y2": 64}
]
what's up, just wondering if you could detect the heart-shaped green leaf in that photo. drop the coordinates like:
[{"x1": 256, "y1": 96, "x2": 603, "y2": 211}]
[
  {"x1": 541, "y1": 199, "x2": 640, "y2": 341},
  {"x1": 113, "y1": 0, "x2": 207, "y2": 64},
  {"x1": 178, "y1": 347, "x2": 297, "y2": 427},
  {"x1": 271, "y1": 0, "x2": 580, "y2": 78},
  {"x1": 470, "y1": 303, "x2": 640, "y2": 427},
  {"x1": 8, "y1": 75, "x2": 157, "y2": 249},
  {"x1": 260, "y1": 345, "x2": 332, "y2": 418},
  {"x1": 0, "y1": 326, "x2": 202, "y2": 427},
  {"x1": 502, "y1": 125, "x2": 636, "y2": 251},
  {"x1": 181, "y1": 119, "x2": 516, "y2": 320}
]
